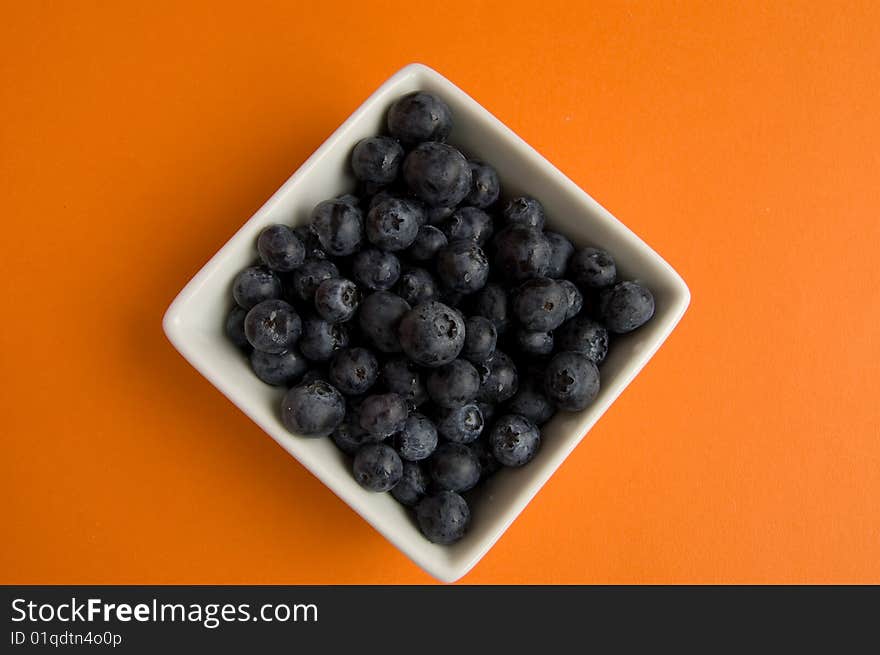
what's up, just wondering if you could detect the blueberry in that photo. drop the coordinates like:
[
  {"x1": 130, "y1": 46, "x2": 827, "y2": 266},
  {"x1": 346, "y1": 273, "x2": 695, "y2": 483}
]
[
  {"x1": 293, "y1": 225, "x2": 327, "y2": 260},
  {"x1": 351, "y1": 136, "x2": 405, "y2": 185},
  {"x1": 468, "y1": 437, "x2": 501, "y2": 479},
  {"x1": 310, "y1": 198, "x2": 364, "y2": 256},
  {"x1": 440, "y1": 207, "x2": 494, "y2": 245},
  {"x1": 331, "y1": 410, "x2": 371, "y2": 456},
  {"x1": 465, "y1": 160, "x2": 501, "y2": 208},
  {"x1": 462, "y1": 316, "x2": 497, "y2": 363},
  {"x1": 493, "y1": 227, "x2": 552, "y2": 282},
  {"x1": 430, "y1": 443, "x2": 481, "y2": 492},
  {"x1": 244, "y1": 299, "x2": 302, "y2": 353},
  {"x1": 476, "y1": 401, "x2": 496, "y2": 425},
  {"x1": 352, "y1": 248, "x2": 401, "y2": 291},
  {"x1": 225, "y1": 306, "x2": 250, "y2": 350},
  {"x1": 544, "y1": 351, "x2": 600, "y2": 411},
  {"x1": 515, "y1": 328, "x2": 554, "y2": 356},
  {"x1": 353, "y1": 443, "x2": 403, "y2": 492},
  {"x1": 281, "y1": 380, "x2": 345, "y2": 437},
  {"x1": 469, "y1": 283, "x2": 510, "y2": 334},
  {"x1": 398, "y1": 301, "x2": 466, "y2": 367},
  {"x1": 336, "y1": 193, "x2": 361, "y2": 207},
  {"x1": 416, "y1": 491, "x2": 470, "y2": 544},
  {"x1": 436, "y1": 240, "x2": 490, "y2": 294},
  {"x1": 557, "y1": 279, "x2": 583, "y2": 320},
  {"x1": 426, "y1": 205, "x2": 455, "y2": 225},
  {"x1": 476, "y1": 350, "x2": 519, "y2": 403},
  {"x1": 387, "y1": 92, "x2": 453, "y2": 146},
  {"x1": 314, "y1": 277, "x2": 360, "y2": 323},
  {"x1": 403, "y1": 142, "x2": 472, "y2": 208},
  {"x1": 502, "y1": 196, "x2": 545, "y2": 230},
  {"x1": 250, "y1": 348, "x2": 308, "y2": 386},
  {"x1": 512, "y1": 277, "x2": 569, "y2": 331},
  {"x1": 298, "y1": 314, "x2": 349, "y2": 361},
  {"x1": 568, "y1": 247, "x2": 616, "y2": 290},
  {"x1": 381, "y1": 357, "x2": 427, "y2": 407},
  {"x1": 287, "y1": 258, "x2": 340, "y2": 303},
  {"x1": 426, "y1": 359, "x2": 480, "y2": 408},
  {"x1": 436, "y1": 403, "x2": 484, "y2": 444},
  {"x1": 395, "y1": 267, "x2": 440, "y2": 306},
  {"x1": 394, "y1": 413, "x2": 438, "y2": 461},
  {"x1": 599, "y1": 281, "x2": 655, "y2": 334},
  {"x1": 507, "y1": 381, "x2": 556, "y2": 426},
  {"x1": 391, "y1": 461, "x2": 429, "y2": 506},
  {"x1": 544, "y1": 231, "x2": 574, "y2": 279},
  {"x1": 489, "y1": 414, "x2": 541, "y2": 467},
  {"x1": 232, "y1": 265, "x2": 282, "y2": 309},
  {"x1": 358, "y1": 291, "x2": 410, "y2": 353},
  {"x1": 328, "y1": 347, "x2": 379, "y2": 396},
  {"x1": 256, "y1": 224, "x2": 306, "y2": 273},
  {"x1": 358, "y1": 392, "x2": 409, "y2": 438},
  {"x1": 406, "y1": 225, "x2": 448, "y2": 262},
  {"x1": 366, "y1": 197, "x2": 423, "y2": 251},
  {"x1": 556, "y1": 316, "x2": 609, "y2": 364}
]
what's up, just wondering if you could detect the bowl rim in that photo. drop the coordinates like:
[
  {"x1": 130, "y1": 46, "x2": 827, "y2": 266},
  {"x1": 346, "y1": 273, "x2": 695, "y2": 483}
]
[{"x1": 163, "y1": 62, "x2": 691, "y2": 582}]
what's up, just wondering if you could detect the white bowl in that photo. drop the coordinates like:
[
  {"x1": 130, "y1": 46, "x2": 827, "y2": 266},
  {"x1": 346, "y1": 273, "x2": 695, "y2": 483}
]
[{"x1": 163, "y1": 63, "x2": 690, "y2": 583}]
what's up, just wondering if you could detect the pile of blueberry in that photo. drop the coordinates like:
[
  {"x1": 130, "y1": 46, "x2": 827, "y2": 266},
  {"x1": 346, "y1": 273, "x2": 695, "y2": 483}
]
[{"x1": 225, "y1": 91, "x2": 655, "y2": 545}]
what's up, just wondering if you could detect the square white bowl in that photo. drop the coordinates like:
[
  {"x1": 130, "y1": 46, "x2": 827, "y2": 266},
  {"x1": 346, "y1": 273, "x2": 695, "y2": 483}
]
[{"x1": 163, "y1": 63, "x2": 690, "y2": 583}]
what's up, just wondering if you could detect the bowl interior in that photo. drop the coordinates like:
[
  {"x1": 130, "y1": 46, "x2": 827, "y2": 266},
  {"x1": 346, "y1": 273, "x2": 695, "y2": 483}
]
[{"x1": 164, "y1": 64, "x2": 689, "y2": 582}]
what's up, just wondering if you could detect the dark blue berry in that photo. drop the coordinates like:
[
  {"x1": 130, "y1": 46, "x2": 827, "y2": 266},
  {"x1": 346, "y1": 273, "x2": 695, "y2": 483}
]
[
  {"x1": 476, "y1": 401, "x2": 496, "y2": 426},
  {"x1": 515, "y1": 328, "x2": 554, "y2": 356},
  {"x1": 257, "y1": 224, "x2": 306, "y2": 272},
  {"x1": 436, "y1": 240, "x2": 490, "y2": 294},
  {"x1": 381, "y1": 357, "x2": 427, "y2": 407},
  {"x1": 430, "y1": 442, "x2": 481, "y2": 492},
  {"x1": 512, "y1": 277, "x2": 569, "y2": 331},
  {"x1": 468, "y1": 437, "x2": 501, "y2": 479},
  {"x1": 403, "y1": 142, "x2": 472, "y2": 208},
  {"x1": 358, "y1": 291, "x2": 411, "y2": 353},
  {"x1": 506, "y1": 381, "x2": 556, "y2": 426},
  {"x1": 503, "y1": 196, "x2": 545, "y2": 230},
  {"x1": 293, "y1": 225, "x2": 327, "y2": 260},
  {"x1": 599, "y1": 281, "x2": 655, "y2": 333},
  {"x1": 426, "y1": 359, "x2": 480, "y2": 408},
  {"x1": 397, "y1": 301, "x2": 466, "y2": 367},
  {"x1": 314, "y1": 277, "x2": 359, "y2": 323},
  {"x1": 469, "y1": 283, "x2": 510, "y2": 334},
  {"x1": 387, "y1": 92, "x2": 453, "y2": 146},
  {"x1": 544, "y1": 231, "x2": 574, "y2": 279},
  {"x1": 544, "y1": 351, "x2": 600, "y2": 411},
  {"x1": 250, "y1": 348, "x2": 308, "y2": 386},
  {"x1": 358, "y1": 392, "x2": 409, "y2": 438},
  {"x1": 310, "y1": 198, "x2": 364, "y2": 256},
  {"x1": 441, "y1": 207, "x2": 494, "y2": 245},
  {"x1": 406, "y1": 225, "x2": 448, "y2": 262},
  {"x1": 366, "y1": 197, "x2": 423, "y2": 251},
  {"x1": 395, "y1": 267, "x2": 440, "y2": 306},
  {"x1": 331, "y1": 409, "x2": 372, "y2": 456},
  {"x1": 225, "y1": 306, "x2": 250, "y2": 350},
  {"x1": 556, "y1": 316, "x2": 609, "y2": 363},
  {"x1": 476, "y1": 350, "x2": 518, "y2": 403},
  {"x1": 465, "y1": 160, "x2": 501, "y2": 208},
  {"x1": 328, "y1": 347, "x2": 379, "y2": 396},
  {"x1": 416, "y1": 491, "x2": 470, "y2": 544},
  {"x1": 244, "y1": 299, "x2": 302, "y2": 353},
  {"x1": 233, "y1": 265, "x2": 282, "y2": 309},
  {"x1": 493, "y1": 226, "x2": 552, "y2": 282},
  {"x1": 281, "y1": 380, "x2": 345, "y2": 437},
  {"x1": 489, "y1": 414, "x2": 541, "y2": 467},
  {"x1": 426, "y1": 205, "x2": 455, "y2": 225},
  {"x1": 394, "y1": 413, "x2": 438, "y2": 461},
  {"x1": 391, "y1": 461, "x2": 429, "y2": 506},
  {"x1": 298, "y1": 314, "x2": 349, "y2": 362},
  {"x1": 352, "y1": 248, "x2": 401, "y2": 291},
  {"x1": 462, "y1": 316, "x2": 497, "y2": 363},
  {"x1": 568, "y1": 247, "x2": 616, "y2": 290},
  {"x1": 351, "y1": 136, "x2": 405, "y2": 185},
  {"x1": 558, "y1": 279, "x2": 583, "y2": 320},
  {"x1": 287, "y1": 258, "x2": 339, "y2": 303},
  {"x1": 353, "y1": 443, "x2": 403, "y2": 492},
  {"x1": 436, "y1": 403, "x2": 484, "y2": 444}
]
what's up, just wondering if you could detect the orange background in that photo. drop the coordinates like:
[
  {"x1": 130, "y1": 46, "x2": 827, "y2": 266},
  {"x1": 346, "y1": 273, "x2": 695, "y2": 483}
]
[{"x1": 2, "y1": 1, "x2": 878, "y2": 584}]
